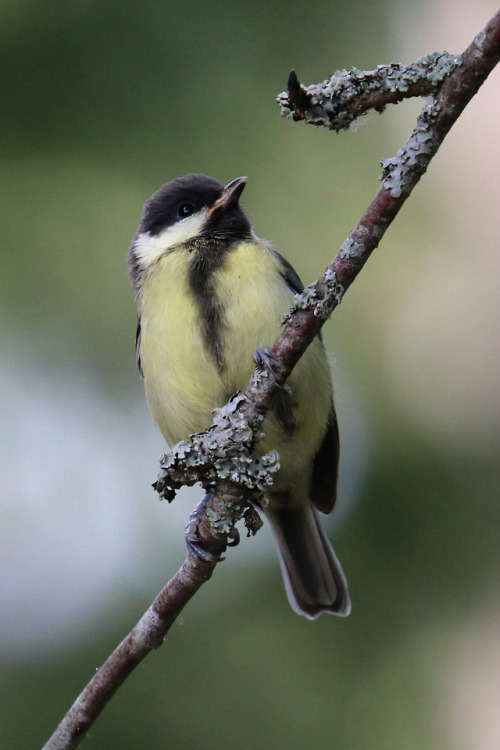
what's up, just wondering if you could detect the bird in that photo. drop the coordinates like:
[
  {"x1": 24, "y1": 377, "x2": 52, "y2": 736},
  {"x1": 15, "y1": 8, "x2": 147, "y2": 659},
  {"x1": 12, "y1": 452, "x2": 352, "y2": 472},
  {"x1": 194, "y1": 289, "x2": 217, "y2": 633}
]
[{"x1": 128, "y1": 173, "x2": 351, "y2": 619}]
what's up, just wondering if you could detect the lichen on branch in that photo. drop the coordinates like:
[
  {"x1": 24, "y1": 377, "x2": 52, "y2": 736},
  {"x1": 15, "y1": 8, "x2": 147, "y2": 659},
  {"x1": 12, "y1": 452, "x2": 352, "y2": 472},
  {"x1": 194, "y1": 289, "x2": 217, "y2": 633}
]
[
  {"x1": 277, "y1": 52, "x2": 462, "y2": 131},
  {"x1": 153, "y1": 393, "x2": 280, "y2": 503}
]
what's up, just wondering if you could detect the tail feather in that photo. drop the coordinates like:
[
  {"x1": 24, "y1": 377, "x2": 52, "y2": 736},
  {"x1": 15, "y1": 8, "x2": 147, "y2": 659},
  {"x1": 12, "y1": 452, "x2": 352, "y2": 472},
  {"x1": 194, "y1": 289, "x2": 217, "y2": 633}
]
[{"x1": 265, "y1": 502, "x2": 351, "y2": 620}]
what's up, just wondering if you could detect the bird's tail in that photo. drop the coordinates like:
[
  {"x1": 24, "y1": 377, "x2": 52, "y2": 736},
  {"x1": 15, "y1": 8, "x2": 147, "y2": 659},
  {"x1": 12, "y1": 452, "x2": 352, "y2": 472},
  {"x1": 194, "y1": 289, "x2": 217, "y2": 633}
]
[{"x1": 265, "y1": 502, "x2": 351, "y2": 619}]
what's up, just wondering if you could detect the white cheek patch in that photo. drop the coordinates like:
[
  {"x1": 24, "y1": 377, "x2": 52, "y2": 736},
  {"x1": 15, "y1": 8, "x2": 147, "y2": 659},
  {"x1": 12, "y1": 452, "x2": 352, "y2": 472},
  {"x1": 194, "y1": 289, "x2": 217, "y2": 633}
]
[{"x1": 134, "y1": 209, "x2": 208, "y2": 269}]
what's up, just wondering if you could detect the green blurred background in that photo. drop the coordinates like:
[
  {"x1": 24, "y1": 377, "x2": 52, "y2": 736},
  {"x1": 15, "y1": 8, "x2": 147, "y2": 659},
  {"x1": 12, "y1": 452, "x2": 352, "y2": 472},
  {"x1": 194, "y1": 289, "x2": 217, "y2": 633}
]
[{"x1": 2, "y1": 1, "x2": 500, "y2": 748}]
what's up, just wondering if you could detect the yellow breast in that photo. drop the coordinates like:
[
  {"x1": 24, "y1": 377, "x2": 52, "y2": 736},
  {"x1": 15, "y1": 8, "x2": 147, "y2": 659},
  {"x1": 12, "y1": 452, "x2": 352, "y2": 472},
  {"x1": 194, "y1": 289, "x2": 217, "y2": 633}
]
[
  {"x1": 138, "y1": 247, "x2": 222, "y2": 444},
  {"x1": 138, "y1": 239, "x2": 332, "y2": 484}
]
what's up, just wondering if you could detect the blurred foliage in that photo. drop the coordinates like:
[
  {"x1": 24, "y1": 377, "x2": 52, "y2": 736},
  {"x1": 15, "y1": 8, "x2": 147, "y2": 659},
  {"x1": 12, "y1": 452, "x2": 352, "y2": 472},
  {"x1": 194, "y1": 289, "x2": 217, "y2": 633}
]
[
  {"x1": 1, "y1": 1, "x2": 500, "y2": 749},
  {"x1": 0, "y1": 0, "x2": 388, "y2": 388}
]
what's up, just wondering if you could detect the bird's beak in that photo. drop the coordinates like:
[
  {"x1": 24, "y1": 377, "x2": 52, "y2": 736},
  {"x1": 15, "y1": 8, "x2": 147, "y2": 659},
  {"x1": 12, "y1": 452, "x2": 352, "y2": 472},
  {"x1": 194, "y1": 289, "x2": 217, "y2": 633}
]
[{"x1": 207, "y1": 176, "x2": 247, "y2": 218}]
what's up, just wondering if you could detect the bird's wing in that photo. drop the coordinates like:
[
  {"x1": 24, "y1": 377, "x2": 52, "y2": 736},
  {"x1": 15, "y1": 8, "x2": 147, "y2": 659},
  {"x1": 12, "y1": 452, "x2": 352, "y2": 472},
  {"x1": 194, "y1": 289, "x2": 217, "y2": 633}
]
[
  {"x1": 273, "y1": 246, "x2": 338, "y2": 511},
  {"x1": 135, "y1": 318, "x2": 144, "y2": 378},
  {"x1": 271, "y1": 248, "x2": 304, "y2": 295},
  {"x1": 309, "y1": 407, "x2": 340, "y2": 514}
]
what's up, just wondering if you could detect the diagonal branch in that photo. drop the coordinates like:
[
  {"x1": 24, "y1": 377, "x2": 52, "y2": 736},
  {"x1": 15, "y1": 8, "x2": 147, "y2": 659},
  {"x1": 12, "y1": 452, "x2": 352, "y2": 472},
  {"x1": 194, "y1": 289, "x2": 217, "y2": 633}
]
[
  {"x1": 42, "y1": 9, "x2": 500, "y2": 750},
  {"x1": 155, "y1": 8, "x2": 500, "y2": 505}
]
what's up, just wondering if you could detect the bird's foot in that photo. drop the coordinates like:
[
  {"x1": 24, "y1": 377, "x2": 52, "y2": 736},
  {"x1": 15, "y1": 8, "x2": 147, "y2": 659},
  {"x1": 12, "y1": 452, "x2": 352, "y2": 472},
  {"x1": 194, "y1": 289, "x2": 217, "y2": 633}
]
[
  {"x1": 253, "y1": 346, "x2": 291, "y2": 394},
  {"x1": 185, "y1": 492, "x2": 240, "y2": 562},
  {"x1": 253, "y1": 346, "x2": 295, "y2": 432},
  {"x1": 185, "y1": 493, "x2": 220, "y2": 562}
]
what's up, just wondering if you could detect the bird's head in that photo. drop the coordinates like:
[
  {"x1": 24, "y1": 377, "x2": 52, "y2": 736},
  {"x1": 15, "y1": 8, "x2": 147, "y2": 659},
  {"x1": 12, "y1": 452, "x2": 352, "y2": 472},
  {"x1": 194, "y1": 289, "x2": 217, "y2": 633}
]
[{"x1": 128, "y1": 173, "x2": 249, "y2": 290}]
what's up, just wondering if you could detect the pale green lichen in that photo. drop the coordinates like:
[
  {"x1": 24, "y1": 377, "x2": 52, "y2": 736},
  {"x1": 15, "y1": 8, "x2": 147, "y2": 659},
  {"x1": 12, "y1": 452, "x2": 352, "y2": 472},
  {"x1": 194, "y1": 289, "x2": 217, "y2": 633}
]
[
  {"x1": 340, "y1": 238, "x2": 365, "y2": 259},
  {"x1": 313, "y1": 269, "x2": 345, "y2": 319},
  {"x1": 282, "y1": 283, "x2": 317, "y2": 325},
  {"x1": 277, "y1": 52, "x2": 461, "y2": 132},
  {"x1": 294, "y1": 284, "x2": 318, "y2": 309},
  {"x1": 206, "y1": 504, "x2": 244, "y2": 535},
  {"x1": 155, "y1": 392, "x2": 280, "y2": 502},
  {"x1": 205, "y1": 501, "x2": 264, "y2": 537},
  {"x1": 380, "y1": 98, "x2": 440, "y2": 196},
  {"x1": 214, "y1": 449, "x2": 280, "y2": 489},
  {"x1": 282, "y1": 268, "x2": 345, "y2": 324}
]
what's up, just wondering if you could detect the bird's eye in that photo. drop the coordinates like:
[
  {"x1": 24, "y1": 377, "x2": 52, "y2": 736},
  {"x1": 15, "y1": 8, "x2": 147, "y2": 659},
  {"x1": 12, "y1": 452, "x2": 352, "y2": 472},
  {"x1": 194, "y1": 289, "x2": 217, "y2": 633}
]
[{"x1": 178, "y1": 203, "x2": 194, "y2": 218}]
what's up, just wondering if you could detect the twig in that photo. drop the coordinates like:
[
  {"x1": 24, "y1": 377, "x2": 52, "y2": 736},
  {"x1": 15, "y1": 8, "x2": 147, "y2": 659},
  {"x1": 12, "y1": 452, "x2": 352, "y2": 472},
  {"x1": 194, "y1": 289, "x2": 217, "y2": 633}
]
[
  {"x1": 42, "y1": 10, "x2": 500, "y2": 750},
  {"x1": 279, "y1": 54, "x2": 461, "y2": 130},
  {"x1": 42, "y1": 480, "x2": 247, "y2": 750}
]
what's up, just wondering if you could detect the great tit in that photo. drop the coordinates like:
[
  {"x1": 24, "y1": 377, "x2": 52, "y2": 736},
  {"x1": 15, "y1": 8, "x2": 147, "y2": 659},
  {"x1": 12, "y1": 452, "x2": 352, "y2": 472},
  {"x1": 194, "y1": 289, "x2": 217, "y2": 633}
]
[{"x1": 128, "y1": 174, "x2": 351, "y2": 619}]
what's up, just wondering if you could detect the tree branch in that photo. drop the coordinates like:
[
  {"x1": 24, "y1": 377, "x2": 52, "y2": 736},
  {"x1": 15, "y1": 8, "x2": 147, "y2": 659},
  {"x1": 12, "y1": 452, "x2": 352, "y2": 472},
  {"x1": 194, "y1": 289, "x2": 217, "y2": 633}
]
[
  {"x1": 43, "y1": 10, "x2": 500, "y2": 749},
  {"x1": 278, "y1": 53, "x2": 462, "y2": 130}
]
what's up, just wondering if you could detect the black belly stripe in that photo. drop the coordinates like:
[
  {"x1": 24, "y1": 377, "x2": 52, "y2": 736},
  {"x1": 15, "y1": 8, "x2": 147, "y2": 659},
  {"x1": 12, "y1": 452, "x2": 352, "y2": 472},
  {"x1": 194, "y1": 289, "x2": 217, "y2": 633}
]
[{"x1": 188, "y1": 236, "x2": 230, "y2": 372}]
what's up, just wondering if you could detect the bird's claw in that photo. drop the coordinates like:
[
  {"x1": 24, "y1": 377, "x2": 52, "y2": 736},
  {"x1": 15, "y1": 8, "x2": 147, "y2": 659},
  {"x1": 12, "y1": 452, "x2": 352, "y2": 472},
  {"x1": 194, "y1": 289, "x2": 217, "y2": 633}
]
[
  {"x1": 253, "y1": 346, "x2": 291, "y2": 394},
  {"x1": 227, "y1": 527, "x2": 240, "y2": 547},
  {"x1": 185, "y1": 493, "x2": 224, "y2": 562},
  {"x1": 185, "y1": 493, "x2": 240, "y2": 561},
  {"x1": 253, "y1": 346, "x2": 295, "y2": 431}
]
